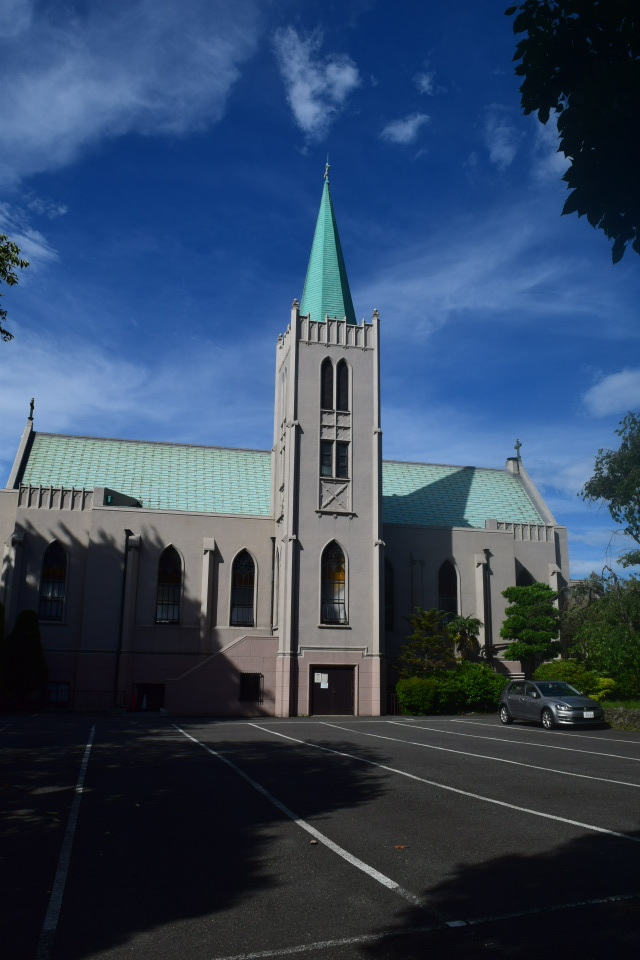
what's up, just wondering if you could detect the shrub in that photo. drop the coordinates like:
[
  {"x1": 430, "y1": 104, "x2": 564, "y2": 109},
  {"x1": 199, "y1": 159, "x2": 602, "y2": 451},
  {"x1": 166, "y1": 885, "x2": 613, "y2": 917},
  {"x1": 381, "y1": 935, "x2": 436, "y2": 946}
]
[
  {"x1": 456, "y1": 662, "x2": 507, "y2": 711},
  {"x1": 396, "y1": 664, "x2": 506, "y2": 715},
  {"x1": 533, "y1": 659, "x2": 616, "y2": 702}
]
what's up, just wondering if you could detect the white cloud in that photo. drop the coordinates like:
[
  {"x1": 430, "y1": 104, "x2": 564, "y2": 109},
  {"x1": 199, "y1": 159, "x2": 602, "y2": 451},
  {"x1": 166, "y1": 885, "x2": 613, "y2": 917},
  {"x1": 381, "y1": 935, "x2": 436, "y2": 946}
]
[
  {"x1": 0, "y1": 330, "x2": 274, "y2": 484},
  {"x1": 272, "y1": 27, "x2": 361, "y2": 142},
  {"x1": 414, "y1": 71, "x2": 435, "y2": 96},
  {"x1": 0, "y1": 202, "x2": 59, "y2": 266},
  {"x1": 380, "y1": 112, "x2": 430, "y2": 145},
  {"x1": 24, "y1": 194, "x2": 68, "y2": 220},
  {"x1": 484, "y1": 105, "x2": 520, "y2": 171},
  {"x1": 0, "y1": 0, "x2": 262, "y2": 185},
  {"x1": 530, "y1": 112, "x2": 570, "y2": 183},
  {"x1": 583, "y1": 369, "x2": 640, "y2": 416}
]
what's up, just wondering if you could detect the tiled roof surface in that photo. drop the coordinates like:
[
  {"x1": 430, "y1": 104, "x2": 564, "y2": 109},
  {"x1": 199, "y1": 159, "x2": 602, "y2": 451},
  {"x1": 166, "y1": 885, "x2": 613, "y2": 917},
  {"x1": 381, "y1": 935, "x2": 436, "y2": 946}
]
[
  {"x1": 18, "y1": 434, "x2": 545, "y2": 526},
  {"x1": 382, "y1": 460, "x2": 544, "y2": 528},
  {"x1": 20, "y1": 434, "x2": 273, "y2": 517}
]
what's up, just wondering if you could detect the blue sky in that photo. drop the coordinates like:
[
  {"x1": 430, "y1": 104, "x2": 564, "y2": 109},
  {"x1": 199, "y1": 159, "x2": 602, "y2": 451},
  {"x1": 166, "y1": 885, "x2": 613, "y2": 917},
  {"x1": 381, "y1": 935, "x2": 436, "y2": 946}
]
[{"x1": 1, "y1": 0, "x2": 638, "y2": 579}]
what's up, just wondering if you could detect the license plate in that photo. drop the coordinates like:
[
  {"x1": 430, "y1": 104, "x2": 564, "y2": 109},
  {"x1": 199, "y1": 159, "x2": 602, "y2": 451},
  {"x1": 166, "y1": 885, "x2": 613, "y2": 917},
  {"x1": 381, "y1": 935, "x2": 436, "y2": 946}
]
[{"x1": 583, "y1": 710, "x2": 595, "y2": 718}]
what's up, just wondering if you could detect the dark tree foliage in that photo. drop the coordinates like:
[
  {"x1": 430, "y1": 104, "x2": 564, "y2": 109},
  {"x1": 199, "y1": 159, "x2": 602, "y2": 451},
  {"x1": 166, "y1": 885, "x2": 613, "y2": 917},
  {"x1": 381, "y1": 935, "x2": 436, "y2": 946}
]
[
  {"x1": 506, "y1": 1, "x2": 640, "y2": 262},
  {"x1": 582, "y1": 412, "x2": 640, "y2": 565},
  {"x1": 0, "y1": 234, "x2": 29, "y2": 342},
  {"x1": 398, "y1": 608, "x2": 457, "y2": 677},
  {"x1": 500, "y1": 583, "x2": 560, "y2": 675},
  {"x1": 563, "y1": 570, "x2": 640, "y2": 697},
  {"x1": 2, "y1": 609, "x2": 48, "y2": 701}
]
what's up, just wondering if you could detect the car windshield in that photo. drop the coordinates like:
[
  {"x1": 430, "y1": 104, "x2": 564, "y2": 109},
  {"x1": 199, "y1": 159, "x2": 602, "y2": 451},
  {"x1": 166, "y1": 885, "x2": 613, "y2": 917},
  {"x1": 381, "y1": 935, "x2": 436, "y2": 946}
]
[{"x1": 535, "y1": 682, "x2": 582, "y2": 697}]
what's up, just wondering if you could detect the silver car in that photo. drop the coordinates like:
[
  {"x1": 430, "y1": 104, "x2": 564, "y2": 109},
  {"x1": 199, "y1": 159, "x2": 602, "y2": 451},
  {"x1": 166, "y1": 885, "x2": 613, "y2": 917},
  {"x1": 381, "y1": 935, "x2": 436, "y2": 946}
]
[{"x1": 499, "y1": 680, "x2": 605, "y2": 729}]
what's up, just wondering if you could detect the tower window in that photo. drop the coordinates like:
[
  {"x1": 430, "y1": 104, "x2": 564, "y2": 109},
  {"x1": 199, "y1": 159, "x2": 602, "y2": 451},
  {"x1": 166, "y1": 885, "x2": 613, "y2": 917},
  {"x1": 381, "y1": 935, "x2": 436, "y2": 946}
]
[
  {"x1": 231, "y1": 550, "x2": 255, "y2": 627},
  {"x1": 321, "y1": 358, "x2": 334, "y2": 410},
  {"x1": 40, "y1": 541, "x2": 67, "y2": 621},
  {"x1": 336, "y1": 360, "x2": 349, "y2": 411},
  {"x1": 321, "y1": 541, "x2": 347, "y2": 624},
  {"x1": 320, "y1": 440, "x2": 333, "y2": 477},
  {"x1": 336, "y1": 441, "x2": 349, "y2": 478},
  {"x1": 156, "y1": 546, "x2": 182, "y2": 623}
]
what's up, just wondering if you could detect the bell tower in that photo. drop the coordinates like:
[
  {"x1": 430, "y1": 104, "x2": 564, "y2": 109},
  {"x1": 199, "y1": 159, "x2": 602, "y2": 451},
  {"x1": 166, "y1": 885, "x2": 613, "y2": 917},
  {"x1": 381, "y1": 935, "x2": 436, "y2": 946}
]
[{"x1": 273, "y1": 168, "x2": 384, "y2": 717}]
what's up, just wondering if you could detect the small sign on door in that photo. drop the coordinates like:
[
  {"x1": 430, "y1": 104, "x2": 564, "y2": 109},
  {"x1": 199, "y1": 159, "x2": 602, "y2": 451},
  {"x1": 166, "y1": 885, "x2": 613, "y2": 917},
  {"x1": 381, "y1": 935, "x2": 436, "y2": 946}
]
[{"x1": 314, "y1": 672, "x2": 329, "y2": 688}]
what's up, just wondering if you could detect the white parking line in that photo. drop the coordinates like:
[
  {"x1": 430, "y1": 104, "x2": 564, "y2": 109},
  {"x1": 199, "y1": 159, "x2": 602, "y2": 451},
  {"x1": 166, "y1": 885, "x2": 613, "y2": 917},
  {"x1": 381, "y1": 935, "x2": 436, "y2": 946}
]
[
  {"x1": 207, "y1": 890, "x2": 639, "y2": 960},
  {"x1": 387, "y1": 719, "x2": 640, "y2": 762},
  {"x1": 253, "y1": 722, "x2": 640, "y2": 844},
  {"x1": 448, "y1": 717, "x2": 640, "y2": 747},
  {"x1": 36, "y1": 725, "x2": 95, "y2": 960},
  {"x1": 174, "y1": 725, "x2": 422, "y2": 907},
  {"x1": 317, "y1": 720, "x2": 640, "y2": 788}
]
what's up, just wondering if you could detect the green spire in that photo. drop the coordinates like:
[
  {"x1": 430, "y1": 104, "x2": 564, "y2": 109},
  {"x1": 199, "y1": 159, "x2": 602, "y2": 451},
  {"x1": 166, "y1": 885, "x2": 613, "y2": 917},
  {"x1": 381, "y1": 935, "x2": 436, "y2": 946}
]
[{"x1": 300, "y1": 165, "x2": 356, "y2": 325}]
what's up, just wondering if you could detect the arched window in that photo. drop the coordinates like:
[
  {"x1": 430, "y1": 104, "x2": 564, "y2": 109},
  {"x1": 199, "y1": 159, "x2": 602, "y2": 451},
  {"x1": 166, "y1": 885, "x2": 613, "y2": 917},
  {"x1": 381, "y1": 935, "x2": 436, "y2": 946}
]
[
  {"x1": 321, "y1": 358, "x2": 334, "y2": 410},
  {"x1": 336, "y1": 359, "x2": 349, "y2": 411},
  {"x1": 384, "y1": 559, "x2": 394, "y2": 631},
  {"x1": 438, "y1": 561, "x2": 458, "y2": 618},
  {"x1": 39, "y1": 541, "x2": 67, "y2": 621},
  {"x1": 231, "y1": 550, "x2": 255, "y2": 627},
  {"x1": 516, "y1": 563, "x2": 535, "y2": 587},
  {"x1": 321, "y1": 541, "x2": 347, "y2": 624},
  {"x1": 156, "y1": 546, "x2": 182, "y2": 623}
]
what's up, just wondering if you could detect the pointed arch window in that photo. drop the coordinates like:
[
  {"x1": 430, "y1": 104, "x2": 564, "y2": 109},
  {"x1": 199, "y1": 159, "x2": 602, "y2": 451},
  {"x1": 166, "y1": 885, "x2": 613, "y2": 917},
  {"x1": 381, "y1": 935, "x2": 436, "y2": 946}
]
[
  {"x1": 321, "y1": 541, "x2": 347, "y2": 624},
  {"x1": 231, "y1": 550, "x2": 255, "y2": 627},
  {"x1": 384, "y1": 559, "x2": 394, "y2": 631},
  {"x1": 40, "y1": 541, "x2": 67, "y2": 621},
  {"x1": 336, "y1": 359, "x2": 349, "y2": 411},
  {"x1": 516, "y1": 563, "x2": 535, "y2": 587},
  {"x1": 321, "y1": 358, "x2": 334, "y2": 410},
  {"x1": 438, "y1": 561, "x2": 458, "y2": 618},
  {"x1": 156, "y1": 546, "x2": 182, "y2": 623}
]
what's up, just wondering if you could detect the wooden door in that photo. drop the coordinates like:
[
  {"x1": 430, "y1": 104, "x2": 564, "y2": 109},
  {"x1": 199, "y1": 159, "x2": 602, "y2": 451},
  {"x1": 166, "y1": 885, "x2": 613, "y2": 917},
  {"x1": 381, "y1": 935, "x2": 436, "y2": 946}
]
[{"x1": 310, "y1": 667, "x2": 355, "y2": 715}]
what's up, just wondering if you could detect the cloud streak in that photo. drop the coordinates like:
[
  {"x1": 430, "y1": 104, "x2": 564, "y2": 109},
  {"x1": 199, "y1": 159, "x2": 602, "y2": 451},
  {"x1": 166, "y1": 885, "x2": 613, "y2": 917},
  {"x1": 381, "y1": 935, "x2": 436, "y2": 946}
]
[
  {"x1": 583, "y1": 369, "x2": 640, "y2": 416},
  {"x1": 0, "y1": 0, "x2": 262, "y2": 184}
]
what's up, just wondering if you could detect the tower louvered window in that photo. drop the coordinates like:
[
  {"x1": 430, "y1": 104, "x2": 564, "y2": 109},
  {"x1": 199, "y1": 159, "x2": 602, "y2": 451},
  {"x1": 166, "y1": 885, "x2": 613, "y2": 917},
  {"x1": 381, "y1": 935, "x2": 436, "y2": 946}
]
[
  {"x1": 336, "y1": 360, "x2": 349, "y2": 411},
  {"x1": 321, "y1": 541, "x2": 347, "y2": 624},
  {"x1": 231, "y1": 550, "x2": 255, "y2": 626},
  {"x1": 39, "y1": 541, "x2": 67, "y2": 621},
  {"x1": 321, "y1": 358, "x2": 334, "y2": 410},
  {"x1": 156, "y1": 546, "x2": 182, "y2": 623}
]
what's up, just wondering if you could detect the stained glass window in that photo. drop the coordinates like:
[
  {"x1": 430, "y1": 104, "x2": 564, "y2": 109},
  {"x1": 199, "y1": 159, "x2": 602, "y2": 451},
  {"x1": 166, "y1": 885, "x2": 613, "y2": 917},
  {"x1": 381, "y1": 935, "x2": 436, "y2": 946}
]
[
  {"x1": 40, "y1": 541, "x2": 67, "y2": 621},
  {"x1": 156, "y1": 546, "x2": 181, "y2": 622},
  {"x1": 321, "y1": 542, "x2": 347, "y2": 624},
  {"x1": 231, "y1": 550, "x2": 255, "y2": 626}
]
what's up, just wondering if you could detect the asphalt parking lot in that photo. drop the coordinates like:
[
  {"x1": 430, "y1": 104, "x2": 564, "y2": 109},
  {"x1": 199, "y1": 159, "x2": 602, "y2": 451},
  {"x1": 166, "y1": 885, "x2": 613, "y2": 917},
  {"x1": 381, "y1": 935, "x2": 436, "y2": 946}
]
[{"x1": 3, "y1": 713, "x2": 640, "y2": 960}]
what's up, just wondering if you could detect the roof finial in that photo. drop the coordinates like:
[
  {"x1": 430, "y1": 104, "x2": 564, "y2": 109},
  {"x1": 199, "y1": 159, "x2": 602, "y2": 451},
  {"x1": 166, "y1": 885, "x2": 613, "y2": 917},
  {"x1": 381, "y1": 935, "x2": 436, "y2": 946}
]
[
  {"x1": 514, "y1": 438, "x2": 522, "y2": 460},
  {"x1": 324, "y1": 156, "x2": 330, "y2": 182},
  {"x1": 28, "y1": 397, "x2": 34, "y2": 421}
]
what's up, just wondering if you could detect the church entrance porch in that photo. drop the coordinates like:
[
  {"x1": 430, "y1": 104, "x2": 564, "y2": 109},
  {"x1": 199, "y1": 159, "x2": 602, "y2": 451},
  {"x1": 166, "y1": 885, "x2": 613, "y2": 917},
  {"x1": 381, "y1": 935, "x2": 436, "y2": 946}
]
[{"x1": 309, "y1": 666, "x2": 355, "y2": 715}]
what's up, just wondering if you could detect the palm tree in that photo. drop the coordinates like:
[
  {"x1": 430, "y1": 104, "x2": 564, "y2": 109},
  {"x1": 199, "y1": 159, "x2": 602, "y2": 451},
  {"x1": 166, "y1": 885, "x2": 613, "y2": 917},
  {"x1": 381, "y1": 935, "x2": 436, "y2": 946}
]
[{"x1": 448, "y1": 615, "x2": 483, "y2": 661}]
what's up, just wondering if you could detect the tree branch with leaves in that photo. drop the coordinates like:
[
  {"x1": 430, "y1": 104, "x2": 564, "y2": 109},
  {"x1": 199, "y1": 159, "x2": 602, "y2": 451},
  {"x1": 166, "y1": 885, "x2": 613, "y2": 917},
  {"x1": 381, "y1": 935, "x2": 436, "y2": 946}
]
[
  {"x1": 506, "y1": 1, "x2": 640, "y2": 263},
  {"x1": 0, "y1": 234, "x2": 29, "y2": 342}
]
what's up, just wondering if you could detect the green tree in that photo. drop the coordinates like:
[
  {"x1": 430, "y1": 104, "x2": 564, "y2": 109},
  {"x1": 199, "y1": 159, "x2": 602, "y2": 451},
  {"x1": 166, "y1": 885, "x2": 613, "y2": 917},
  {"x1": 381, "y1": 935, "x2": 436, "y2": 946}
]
[
  {"x1": 581, "y1": 412, "x2": 640, "y2": 566},
  {"x1": 398, "y1": 608, "x2": 456, "y2": 678},
  {"x1": 3, "y1": 609, "x2": 49, "y2": 702},
  {"x1": 506, "y1": 1, "x2": 640, "y2": 262},
  {"x1": 500, "y1": 583, "x2": 560, "y2": 676},
  {"x1": 562, "y1": 569, "x2": 640, "y2": 698},
  {"x1": 447, "y1": 614, "x2": 483, "y2": 660},
  {"x1": 0, "y1": 234, "x2": 30, "y2": 342}
]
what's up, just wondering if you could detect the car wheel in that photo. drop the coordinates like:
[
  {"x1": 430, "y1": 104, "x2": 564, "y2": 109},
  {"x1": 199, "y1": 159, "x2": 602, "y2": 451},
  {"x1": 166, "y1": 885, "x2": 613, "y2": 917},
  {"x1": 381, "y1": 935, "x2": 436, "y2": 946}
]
[
  {"x1": 541, "y1": 708, "x2": 555, "y2": 730},
  {"x1": 499, "y1": 704, "x2": 513, "y2": 725}
]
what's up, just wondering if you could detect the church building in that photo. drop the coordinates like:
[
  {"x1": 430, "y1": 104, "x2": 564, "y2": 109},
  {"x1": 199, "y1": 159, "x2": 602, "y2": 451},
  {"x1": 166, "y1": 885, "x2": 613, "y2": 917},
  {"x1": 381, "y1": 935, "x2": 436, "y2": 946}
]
[{"x1": 0, "y1": 171, "x2": 569, "y2": 716}]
